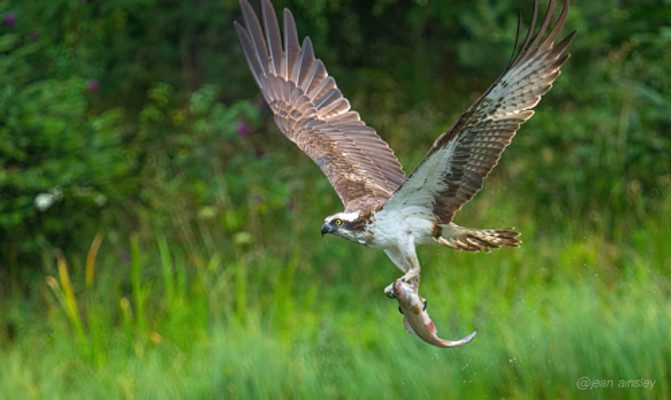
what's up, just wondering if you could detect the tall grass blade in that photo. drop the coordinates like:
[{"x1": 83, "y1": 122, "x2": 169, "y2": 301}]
[
  {"x1": 157, "y1": 234, "x2": 175, "y2": 306},
  {"x1": 130, "y1": 233, "x2": 147, "y2": 334},
  {"x1": 85, "y1": 233, "x2": 104, "y2": 290},
  {"x1": 234, "y1": 261, "x2": 247, "y2": 322},
  {"x1": 56, "y1": 255, "x2": 88, "y2": 348}
]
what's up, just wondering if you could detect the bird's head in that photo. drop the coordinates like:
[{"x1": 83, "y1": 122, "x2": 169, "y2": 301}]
[{"x1": 321, "y1": 211, "x2": 366, "y2": 242}]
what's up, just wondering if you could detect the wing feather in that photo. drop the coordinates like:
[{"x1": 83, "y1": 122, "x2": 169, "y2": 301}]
[
  {"x1": 235, "y1": 0, "x2": 406, "y2": 210},
  {"x1": 283, "y1": 9, "x2": 300, "y2": 81},
  {"x1": 382, "y1": 0, "x2": 574, "y2": 222},
  {"x1": 297, "y1": 38, "x2": 315, "y2": 86},
  {"x1": 261, "y1": 0, "x2": 282, "y2": 76}
]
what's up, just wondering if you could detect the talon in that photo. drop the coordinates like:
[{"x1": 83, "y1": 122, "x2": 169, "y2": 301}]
[
  {"x1": 398, "y1": 306, "x2": 404, "y2": 315},
  {"x1": 400, "y1": 271, "x2": 420, "y2": 285},
  {"x1": 384, "y1": 283, "x2": 396, "y2": 299},
  {"x1": 423, "y1": 299, "x2": 427, "y2": 311}
]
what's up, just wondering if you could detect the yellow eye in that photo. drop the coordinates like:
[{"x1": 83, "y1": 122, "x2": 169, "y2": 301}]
[{"x1": 334, "y1": 219, "x2": 342, "y2": 226}]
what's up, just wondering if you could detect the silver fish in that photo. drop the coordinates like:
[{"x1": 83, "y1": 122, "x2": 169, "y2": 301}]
[{"x1": 393, "y1": 278, "x2": 476, "y2": 348}]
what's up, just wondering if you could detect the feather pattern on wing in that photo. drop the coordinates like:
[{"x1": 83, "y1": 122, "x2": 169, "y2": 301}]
[
  {"x1": 234, "y1": 0, "x2": 406, "y2": 211},
  {"x1": 382, "y1": 0, "x2": 575, "y2": 222}
]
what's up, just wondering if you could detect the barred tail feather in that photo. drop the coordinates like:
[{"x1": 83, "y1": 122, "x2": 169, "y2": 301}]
[{"x1": 437, "y1": 223, "x2": 520, "y2": 252}]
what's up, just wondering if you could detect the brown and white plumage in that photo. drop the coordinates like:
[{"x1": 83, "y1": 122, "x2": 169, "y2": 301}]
[
  {"x1": 383, "y1": 0, "x2": 574, "y2": 224},
  {"x1": 235, "y1": 0, "x2": 574, "y2": 285},
  {"x1": 234, "y1": 0, "x2": 405, "y2": 212}
]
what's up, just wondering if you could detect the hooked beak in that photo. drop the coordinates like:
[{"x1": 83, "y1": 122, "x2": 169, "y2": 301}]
[{"x1": 321, "y1": 223, "x2": 335, "y2": 237}]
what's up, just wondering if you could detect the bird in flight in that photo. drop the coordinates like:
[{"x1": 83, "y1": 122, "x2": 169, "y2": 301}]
[{"x1": 234, "y1": 0, "x2": 574, "y2": 290}]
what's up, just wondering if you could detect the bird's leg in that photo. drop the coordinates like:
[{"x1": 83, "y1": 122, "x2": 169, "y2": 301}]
[
  {"x1": 382, "y1": 246, "x2": 421, "y2": 298},
  {"x1": 400, "y1": 266, "x2": 420, "y2": 284},
  {"x1": 399, "y1": 244, "x2": 422, "y2": 284}
]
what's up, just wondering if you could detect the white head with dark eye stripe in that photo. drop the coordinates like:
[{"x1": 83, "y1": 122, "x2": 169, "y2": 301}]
[{"x1": 321, "y1": 211, "x2": 365, "y2": 241}]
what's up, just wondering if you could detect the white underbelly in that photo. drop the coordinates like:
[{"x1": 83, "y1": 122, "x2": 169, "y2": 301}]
[{"x1": 368, "y1": 208, "x2": 436, "y2": 249}]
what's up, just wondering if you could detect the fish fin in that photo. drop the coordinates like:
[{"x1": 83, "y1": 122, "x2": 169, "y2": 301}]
[
  {"x1": 403, "y1": 316, "x2": 415, "y2": 335},
  {"x1": 426, "y1": 320, "x2": 437, "y2": 335}
]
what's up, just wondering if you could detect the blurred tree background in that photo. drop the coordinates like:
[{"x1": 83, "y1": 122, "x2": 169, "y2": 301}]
[
  {"x1": 2, "y1": 0, "x2": 670, "y2": 271},
  {"x1": 0, "y1": 0, "x2": 671, "y2": 272},
  {"x1": 1, "y1": 0, "x2": 670, "y2": 397}
]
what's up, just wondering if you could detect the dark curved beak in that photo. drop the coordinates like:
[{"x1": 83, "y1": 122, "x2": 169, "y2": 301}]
[{"x1": 321, "y1": 223, "x2": 334, "y2": 237}]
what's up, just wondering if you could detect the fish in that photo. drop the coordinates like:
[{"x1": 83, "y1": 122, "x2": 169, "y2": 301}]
[{"x1": 392, "y1": 278, "x2": 477, "y2": 348}]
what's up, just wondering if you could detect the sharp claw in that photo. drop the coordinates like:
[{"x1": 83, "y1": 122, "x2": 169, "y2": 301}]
[
  {"x1": 384, "y1": 283, "x2": 396, "y2": 299},
  {"x1": 401, "y1": 271, "x2": 419, "y2": 284},
  {"x1": 398, "y1": 306, "x2": 404, "y2": 315},
  {"x1": 423, "y1": 298, "x2": 427, "y2": 311}
]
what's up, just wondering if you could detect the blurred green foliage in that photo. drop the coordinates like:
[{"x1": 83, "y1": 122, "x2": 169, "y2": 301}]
[
  {"x1": 1, "y1": 0, "x2": 670, "y2": 269},
  {"x1": 1, "y1": 1, "x2": 670, "y2": 397},
  {"x1": 0, "y1": 0, "x2": 260, "y2": 266}
]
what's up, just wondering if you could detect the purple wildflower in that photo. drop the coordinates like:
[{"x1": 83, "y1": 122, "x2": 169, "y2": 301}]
[
  {"x1": 86, "y1": 79, "x2": 100, "y2": 93},
  {"x1": 236, "y1": 121, "x2": 251, "y2": 137},
  {"x1": 286, "y1": 199, "x2": 296, "y2": 212},
  {"x1": 3, "y1": 12, "x2": 16, "y2": 28}
]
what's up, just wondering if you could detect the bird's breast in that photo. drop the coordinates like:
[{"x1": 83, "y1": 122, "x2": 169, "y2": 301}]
[{"x1": 366, "y1": 208, "x2": 436, "y2": 249}]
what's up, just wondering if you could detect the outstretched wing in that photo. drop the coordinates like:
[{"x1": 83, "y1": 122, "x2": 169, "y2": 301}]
[
  {"x1": 234, "y1": 0, "x2": 406, "y2": 211},
  {"x1": 382, "y1": 0, "x2": 574, "y2": 223}
]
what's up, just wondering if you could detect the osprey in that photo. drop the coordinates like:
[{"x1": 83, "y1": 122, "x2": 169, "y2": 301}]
[{"x1": 235, "y1": 0, "x2": 574, "y2": 291}]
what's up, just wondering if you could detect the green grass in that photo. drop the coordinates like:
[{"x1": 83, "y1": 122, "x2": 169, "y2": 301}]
[{"x1": 1, "y1": 190, "x2": 670, "y2": 399}]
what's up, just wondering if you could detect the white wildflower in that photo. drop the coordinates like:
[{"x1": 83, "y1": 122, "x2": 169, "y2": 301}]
[
  {"x1": 94, "y1": 193, "x2": 107, "y2": 206},
  {"x1": 34, "y1": 193, "x2": 56, "y2": 212}
]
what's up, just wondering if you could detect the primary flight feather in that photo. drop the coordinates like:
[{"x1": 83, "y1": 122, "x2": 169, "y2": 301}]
[{"x1": 234, "y1": 0, "x2": 574, "y2": 286}]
